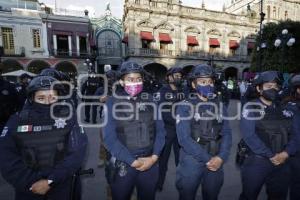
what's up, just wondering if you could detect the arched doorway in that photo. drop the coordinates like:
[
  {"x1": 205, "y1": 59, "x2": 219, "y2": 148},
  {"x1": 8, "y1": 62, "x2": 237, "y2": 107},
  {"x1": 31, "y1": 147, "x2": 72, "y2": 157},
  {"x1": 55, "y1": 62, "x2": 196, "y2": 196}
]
[
  {"x1": 143, "y1": 63, "x2": 168, "y2": 84},
  {"x1": 27, "y1": 60, "x2": 51, "y2": 74},
  {"x1": 224, "y1": 67, "x2": 238, "y2": 80},
  {"x1": 0, "y1": 59, "x2": 23, "y2": 73},
  {"x1": 55, "y1": 61, "x2": 78, "y2": 80},
  {"x1": 97, "y1": 30, "x2": 122, "y2": 58}
]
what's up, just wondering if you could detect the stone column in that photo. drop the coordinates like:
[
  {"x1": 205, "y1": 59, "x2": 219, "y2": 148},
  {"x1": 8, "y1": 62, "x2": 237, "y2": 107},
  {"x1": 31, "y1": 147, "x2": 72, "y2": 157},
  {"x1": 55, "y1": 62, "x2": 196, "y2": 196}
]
[
  {"x1": 68, "y1": 35, "x2": 72, "y2": 56},
  {"x1": 76, "y1": 35, "x2": 80, "y2": 56},
  {"x1": 53, "y1": 35, "x2": 57, "y2": 55}
]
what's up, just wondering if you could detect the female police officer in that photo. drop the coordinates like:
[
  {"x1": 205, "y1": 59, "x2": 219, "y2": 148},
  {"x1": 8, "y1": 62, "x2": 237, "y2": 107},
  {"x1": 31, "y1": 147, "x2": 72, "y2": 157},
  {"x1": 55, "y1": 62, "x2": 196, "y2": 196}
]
[
  {"x1": 175, "y1": 64, "x2": 232, "y2": 200},
  {"x1": 0, "y1": 75, "x2": 87, "y2": 200},
  {"x1": 239, "y1": 71, "x2": 300, "y2": 200},
  {"x1": 103, "y1": 61, "x2": 165, "y2": 200}
]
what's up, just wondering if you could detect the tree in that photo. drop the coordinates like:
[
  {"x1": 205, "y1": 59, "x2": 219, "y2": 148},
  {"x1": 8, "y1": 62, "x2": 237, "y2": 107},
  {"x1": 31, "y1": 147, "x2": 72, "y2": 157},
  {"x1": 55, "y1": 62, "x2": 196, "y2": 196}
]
[{"x1": 251, "y1": 20, "x2": 299, "y2": 73}]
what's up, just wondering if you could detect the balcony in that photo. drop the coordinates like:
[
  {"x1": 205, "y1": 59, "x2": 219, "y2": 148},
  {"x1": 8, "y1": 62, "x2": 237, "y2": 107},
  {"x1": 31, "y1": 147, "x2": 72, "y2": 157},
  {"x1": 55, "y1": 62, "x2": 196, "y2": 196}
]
[
  {"x1": 125, "y1": 48, "x2": 251, "y2": 62},
  {"x1": 50, "y1": 48, "x2": 90, "y2": 58},
  {"x1": 2, "y1": 46, "x2": 25, "y2": 57}
]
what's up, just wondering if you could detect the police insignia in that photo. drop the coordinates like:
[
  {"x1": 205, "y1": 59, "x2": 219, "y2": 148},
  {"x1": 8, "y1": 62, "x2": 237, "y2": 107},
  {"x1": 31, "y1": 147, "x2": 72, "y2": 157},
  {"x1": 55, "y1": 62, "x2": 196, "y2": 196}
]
[
  {"x1": 54, "y1": 118, "x2": 67, "y2": 129},
  {"x1": 194, "y1": 113, "x2": 201, "y2": 121},
  {"x1": 0, "y1": 127, "x2": 8, "y2": 137},
  {"x1": 283, "y1": 110, "x2": 293, "y2": 118},
  {"x1": 17, "y1": 125, "x2": 33, "y2": 132},
  {"x1": 176, "y1": 114, "x2": 180, "y2": 124},
  {"x1": 242, "y1": 109, "x2": 249, "y2": 118},
  {"x1": 139, "y1": 103, "x2": 146, "y2": 111},
  {"x1": 33, "y1": 126, "x2": 42, "y2": 132}
]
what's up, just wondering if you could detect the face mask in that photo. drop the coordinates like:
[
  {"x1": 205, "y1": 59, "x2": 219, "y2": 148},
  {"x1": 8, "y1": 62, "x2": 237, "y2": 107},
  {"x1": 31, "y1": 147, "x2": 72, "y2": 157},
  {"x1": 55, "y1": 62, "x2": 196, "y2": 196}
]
[
  {"x1": 196, "y1": 85, "x2": 215, "y2": 98},
  {"x1": 173, "y1": 79, "x2": 183, "y2": 88},
  {"x1": 124, "y1": 82, "x2": 143, "y2": 97},
  {"x1": 262, "y1": 88, "x2": 279, "y2": 101}
]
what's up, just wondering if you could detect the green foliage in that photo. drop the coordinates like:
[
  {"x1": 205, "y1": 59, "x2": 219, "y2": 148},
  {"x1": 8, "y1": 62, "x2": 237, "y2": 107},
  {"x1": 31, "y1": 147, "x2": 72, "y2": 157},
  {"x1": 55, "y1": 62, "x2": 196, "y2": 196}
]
[{"x1": 250, "y1": 20, "x2": 299, "y2": 73}]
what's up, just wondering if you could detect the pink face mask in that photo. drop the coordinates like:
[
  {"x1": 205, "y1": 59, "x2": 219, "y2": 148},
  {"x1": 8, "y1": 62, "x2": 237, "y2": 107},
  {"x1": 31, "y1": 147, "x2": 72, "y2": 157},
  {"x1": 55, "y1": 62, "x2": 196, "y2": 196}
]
[{"x1": 124, "y1": 82, "x2": 143, "y2": 97}]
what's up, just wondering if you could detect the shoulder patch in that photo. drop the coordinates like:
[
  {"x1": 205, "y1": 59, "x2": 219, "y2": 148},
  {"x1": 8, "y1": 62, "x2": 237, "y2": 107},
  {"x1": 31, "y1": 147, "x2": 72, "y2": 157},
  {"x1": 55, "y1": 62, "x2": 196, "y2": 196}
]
[
  {"x1": 0, "y1": 127, "x2": 8, "y2": 137},
  {"x1": 282, "y1": 110, "x2": 294, "y2": 118}
]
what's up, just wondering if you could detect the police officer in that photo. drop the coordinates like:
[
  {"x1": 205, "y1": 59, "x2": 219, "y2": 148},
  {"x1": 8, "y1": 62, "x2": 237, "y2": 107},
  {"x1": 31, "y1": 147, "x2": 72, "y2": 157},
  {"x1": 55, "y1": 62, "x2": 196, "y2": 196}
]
[
  {"x1": 239, "y1": 71, "x2": 300, "y2": 200},
  {"x1": 16, "y1": 73, "x2": 31, "y2": 111},
  {"x1": 0, "y1": 75, "x2": 87, "y2": 200},
  {"x1": 81, "y1": 72, "x2": 101, "y2": 123},
  {"x1": 156, "y1": 67, "x2": 187, "y2": 191},
  {"x1": 175, "y1": 64, "x2": 232, "y2": 200},
  {"x1": 103, "y1": 61, "x2": 165, "y2": 200},
  {"x1": 0, "y1": 73, "x2": 19, "y2": 132},
  {"x1": 288, "y1": 74, "x2": 300, "y2": 200}
]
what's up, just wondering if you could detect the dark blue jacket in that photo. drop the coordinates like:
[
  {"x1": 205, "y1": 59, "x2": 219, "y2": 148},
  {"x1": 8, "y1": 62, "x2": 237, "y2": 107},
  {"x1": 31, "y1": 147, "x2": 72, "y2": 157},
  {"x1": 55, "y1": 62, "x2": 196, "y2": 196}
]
[
  {"x1": 0, "y1": 103, "x2": 87, "y2": 193},
  {"x1": 176, "y1": 97, "x2": 232, "y2": 163},
  {"x1": 103, "y1": 90, "x2": 166, "y2": 166},
  {"x1": 240, "y1": 99, "x2": 300, "y2": 158}
]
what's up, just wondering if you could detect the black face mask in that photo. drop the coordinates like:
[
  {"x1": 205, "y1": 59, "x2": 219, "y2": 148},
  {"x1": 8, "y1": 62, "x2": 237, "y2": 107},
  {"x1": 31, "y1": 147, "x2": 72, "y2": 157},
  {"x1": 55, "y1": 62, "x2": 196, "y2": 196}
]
[
  {"x1": 262, "y1": 88, "x2": 279, "y2": 101},
  {"x1": 173, "y1": 79, "x2": 183, "y2": 89}
]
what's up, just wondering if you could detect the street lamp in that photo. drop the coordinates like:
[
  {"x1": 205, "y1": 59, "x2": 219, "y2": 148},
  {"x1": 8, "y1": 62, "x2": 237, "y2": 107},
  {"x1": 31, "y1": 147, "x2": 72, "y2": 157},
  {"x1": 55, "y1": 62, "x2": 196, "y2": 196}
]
[
  {"x1": 273, "y1": 29, "x2": 296, "y2": 71},
  {"x1": 83, "y1": 58, "x2": 95, "y2": 73}
]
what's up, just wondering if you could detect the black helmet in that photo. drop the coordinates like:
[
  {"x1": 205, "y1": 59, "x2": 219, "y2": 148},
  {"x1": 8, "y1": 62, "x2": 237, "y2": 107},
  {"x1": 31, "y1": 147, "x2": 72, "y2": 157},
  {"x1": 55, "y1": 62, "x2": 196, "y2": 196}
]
[
  {"x1": 20, "y1": 73, "x2": 31, "y2": 80},
  {"x1": 253, "y1": 71, "x2": 281, "y2": 86},
  {"x1": 166, "y1": 67, "x2": 182, "y2": 77},
  {"x1": 189, "y1": 64, "x2": 215, "y2": 80},
  {"x1": 40, "y1": 68, "x2": 63, "y2": 81},
  {"x1": 27, "y1": 75, "x2": 62, "y2": 101},
  {"x1": 290, "y1": 74, "x2": 300, "y2": 87},
  {"x1": 106, "y1": 70, "x2": 118, "y2": 80},
  {"x1": 119, "y1": 61, "x2": 143, "y2": 77}
]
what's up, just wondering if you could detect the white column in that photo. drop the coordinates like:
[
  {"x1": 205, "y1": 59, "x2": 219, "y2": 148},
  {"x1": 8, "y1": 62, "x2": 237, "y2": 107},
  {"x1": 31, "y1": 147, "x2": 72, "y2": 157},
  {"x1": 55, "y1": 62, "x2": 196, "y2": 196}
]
[
  {"x1": 68, "y1": 35, "x2": 72, "y2": 56},
  {"x1": 76, "y1": 35, "x2": 80, "y2": 56},
  {"x1": 42, "y1": 22, "x2": 49, "y2": 56},
  {"x1": 53, "y1": 35, "x2": 57, "y2": 55}
]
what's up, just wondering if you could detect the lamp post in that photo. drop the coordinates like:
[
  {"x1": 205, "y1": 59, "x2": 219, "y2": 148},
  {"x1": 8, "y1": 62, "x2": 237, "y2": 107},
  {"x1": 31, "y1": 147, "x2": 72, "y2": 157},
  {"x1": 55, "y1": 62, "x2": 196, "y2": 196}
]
[
  {"x1": 274, "y1": 29, "x2": 296, "y2": 72},
  {"x1": 83, "y1": 58, "x2": 95, "y2": 73},
  {"x1": 257, "y1": 0, "x2": 266, "y2": 72}
]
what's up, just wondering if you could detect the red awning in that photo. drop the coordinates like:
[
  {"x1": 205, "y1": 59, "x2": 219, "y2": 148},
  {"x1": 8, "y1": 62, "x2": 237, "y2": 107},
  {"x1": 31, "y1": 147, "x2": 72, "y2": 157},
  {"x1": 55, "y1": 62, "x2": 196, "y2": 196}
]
[
  {"x1": 187, "y1": 36, "x2": 199, "y2": 46},
  {"x1": 229, "y1": 40, "x2": 239, "y2": 49},
  {"x1": 122, "y1": 35, "x2": 128, "y2": 43},
  {"x1": 247, "y1": 42, "x2": 255, "y2": 49},
  {"x1": 209, "y1": 38, "x2": 220, "y2": 47},
  {"x1": 159, "y1": 33, "x2": 172, "y2": 43},
  {"x1": 140, "y1": 31, "x2": 154, "y2": 41}
]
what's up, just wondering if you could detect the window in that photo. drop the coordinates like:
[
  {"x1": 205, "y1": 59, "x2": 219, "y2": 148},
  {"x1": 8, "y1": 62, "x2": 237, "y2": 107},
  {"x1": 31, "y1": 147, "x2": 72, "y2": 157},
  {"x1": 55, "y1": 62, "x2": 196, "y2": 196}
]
[
  {"x1": 187, "y1": 45, "x2": 195, "y2": 52},
  {"x1": 229, "y1": 49, "x2": 237, "y2": 56},
  {"x1": 135, "y1": 0, "x2": 140, "y2": 4},
  {"x1": 32, "y1": 29, "x2": 41, "y2": 48},
  {"x1": 1, "y1": 27, "x2": 14, "y2": 54},
  {"x1": 273, "y1": 6, "x2": 276, "y2": 19},
  {"x1": 141, "y1": 40, "x2": 151, "y2": 49},
  {"x1": 151, "y1": 2, "x2": 158, "y2": 8},
  {"x1": 160, "y1": 42, "x2": 168, "y2": 50},
  {"x1": 278, "y1": 8, "x2": 280, "y2": 19},
  {"x1": 247, "y1": 48, "x2": 253, "y2": 56},
  {"x1": 209, "y1": 47, "x2": 217, "y2": 54},
  {"x1": 79, "y1": 36, "x2": 87, "y2": 54},
  {"x1": 285, "y1": 11, "x2": 288, "y2": 20},
  {"x1": 267, "y1": 6, "x2": 270, "y2": 20}
]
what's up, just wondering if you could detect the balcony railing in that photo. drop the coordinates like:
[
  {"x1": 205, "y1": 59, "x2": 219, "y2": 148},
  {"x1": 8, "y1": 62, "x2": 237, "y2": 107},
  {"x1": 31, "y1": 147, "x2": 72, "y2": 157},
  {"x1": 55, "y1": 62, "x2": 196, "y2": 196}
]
[
  {"x1": 2, "y1": 46, "x2": 25, "y2": 57},
  {"x1": 98, "y1": 48, "x2": 122, "y2": 57},
  {"x1": 125, "y1": 48, "x2": 251, "y2": 62},
  {"x1": 50, "y1": 48, "x2": 90, "y2": 58}
]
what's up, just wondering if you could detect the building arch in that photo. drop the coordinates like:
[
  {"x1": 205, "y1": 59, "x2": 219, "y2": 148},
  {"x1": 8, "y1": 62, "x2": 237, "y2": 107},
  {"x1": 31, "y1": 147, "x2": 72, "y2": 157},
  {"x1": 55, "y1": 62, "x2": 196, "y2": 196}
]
[
  {"x1": 55, "y1": 61, "x2": 78, "y2": 80},
  {"x1": 96, "y1": 29, "x2": 122, "y2": 58},
  {"x1": 27, "y1": 60, "x2": 51, "y2": 74},
  {"x1": 1, "y1": 59, "x2": 23, "y2": 73}
]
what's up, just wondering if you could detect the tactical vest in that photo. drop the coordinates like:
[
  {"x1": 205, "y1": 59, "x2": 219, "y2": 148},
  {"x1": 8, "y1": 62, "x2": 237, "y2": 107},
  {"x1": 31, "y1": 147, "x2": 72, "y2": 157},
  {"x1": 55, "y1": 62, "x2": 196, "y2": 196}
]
[
  {"x1": 190, "y1": 102, "x2": 223, "y2": 156},
  {"x1": 256, "y1": 106, "x2": 292, "y2": 153},
  {"x1": 114, "y1": 97, "x2": 156, "y2": 153},
  {"x1": 12, "y1": 111, "x2": 70, "y2": 170}
]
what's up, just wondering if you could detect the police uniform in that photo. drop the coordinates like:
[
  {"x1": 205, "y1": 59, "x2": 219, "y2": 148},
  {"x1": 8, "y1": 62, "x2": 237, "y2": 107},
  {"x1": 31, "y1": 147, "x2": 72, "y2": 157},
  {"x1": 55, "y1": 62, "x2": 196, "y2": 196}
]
[
  {"x1": 0, "y1": 77, "x2": 19, "y2": 132},
  {"x1": 156, "y1": 67, "x2": 188, "y2": 190},
  {"x1": 0, "y1": 76, "x2": 87, "y2": 200},
  {"x1": 175, "y1": 65, "x2": 232, "y2": 200},
  {"x1": 239, "y1": 71, "x2": 300, "y2": 200},
  {"x1": 103, "y1": 62, "x2": 165, "y2": 200},
  {"x1": 287, "y1": 74, "x2": 300, "y2": 200},
  {"x1": 81, "y1": 74, "x2": 101, "y2": 123}
]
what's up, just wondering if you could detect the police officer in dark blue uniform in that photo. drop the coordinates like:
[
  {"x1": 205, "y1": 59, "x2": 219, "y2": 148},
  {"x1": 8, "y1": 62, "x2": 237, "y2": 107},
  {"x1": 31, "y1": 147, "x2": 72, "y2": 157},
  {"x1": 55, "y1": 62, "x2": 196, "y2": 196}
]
[
  {"x1": 0, "y1": 73, "x2": 19, "y2": 132},
  {"x1": 175, "y1": 64, "x2": 232, "y2": 200},
  {"x1": 81, "y1": 72, "x2": 101, "y2": 123},
  {"x1": 156, "y1": 67, "x2": 187, "y2": 191},
  {"x1": 103, "y1": 61, "x2": 165, "y2": 200},
  {"x1": 239, "y1": 71, "x2": 300, "y2": 200},
  {"x1": 16, "y1": 73, "x2": 31, "y2": 111},
  {"x1": 0, "y1": 75, "x2": 88, "y2": 200},
  {"x1": 287, "y1": 74, "x2": 300, "y2": 200}
]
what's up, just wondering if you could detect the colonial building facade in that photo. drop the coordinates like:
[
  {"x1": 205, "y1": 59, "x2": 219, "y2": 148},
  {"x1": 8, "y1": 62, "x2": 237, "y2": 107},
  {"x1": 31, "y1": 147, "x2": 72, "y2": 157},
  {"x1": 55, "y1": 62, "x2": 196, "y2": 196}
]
[
  {"x1": 226, "y1": 0, "x2": 300, "y2": 22},
  {"x1": 91, "y1": 4, "x2": 123, "y2": 73},
  {"x1": 122, "y1": 0, "x2": 263, "y2": 80}
]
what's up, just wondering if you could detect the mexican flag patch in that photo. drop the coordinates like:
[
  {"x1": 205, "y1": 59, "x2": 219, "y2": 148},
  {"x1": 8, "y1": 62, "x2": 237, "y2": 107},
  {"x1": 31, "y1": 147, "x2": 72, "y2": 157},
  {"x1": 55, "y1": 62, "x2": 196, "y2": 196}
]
[{"x1": 17, "y1": 125, "x2": 33, "y2": 133}]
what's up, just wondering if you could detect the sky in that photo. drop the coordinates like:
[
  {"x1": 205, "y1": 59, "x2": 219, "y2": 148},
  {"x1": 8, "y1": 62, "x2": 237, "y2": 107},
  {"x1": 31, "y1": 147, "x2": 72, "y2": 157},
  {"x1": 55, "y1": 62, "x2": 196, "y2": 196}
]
[{"x1": 40, "y1": 0, "x2": 230, "y2": 18}]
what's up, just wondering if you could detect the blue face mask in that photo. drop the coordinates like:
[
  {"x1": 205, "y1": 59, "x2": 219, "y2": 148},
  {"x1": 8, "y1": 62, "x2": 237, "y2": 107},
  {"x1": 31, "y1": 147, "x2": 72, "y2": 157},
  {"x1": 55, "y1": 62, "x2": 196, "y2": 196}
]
[{"x1": 196, "y1": 85, "x2": 215, "y2": 98}]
